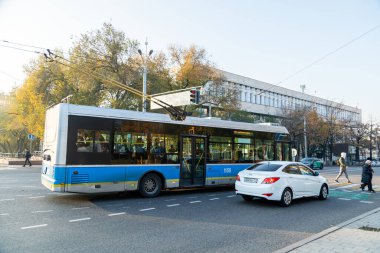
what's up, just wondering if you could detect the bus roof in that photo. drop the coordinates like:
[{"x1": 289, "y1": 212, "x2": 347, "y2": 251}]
[{"x1": 53, "y1": 103, "x2": 289, "y2": 134}]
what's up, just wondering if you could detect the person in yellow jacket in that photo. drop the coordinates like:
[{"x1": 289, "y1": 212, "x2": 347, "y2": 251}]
[{"x1": 335, "y1": 152, "x2": 351, "y2": 183}]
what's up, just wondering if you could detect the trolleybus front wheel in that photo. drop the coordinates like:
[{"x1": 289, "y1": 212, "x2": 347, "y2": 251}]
[{"x1": 139, "y1": 173, "x2": 162, "y2": 198}]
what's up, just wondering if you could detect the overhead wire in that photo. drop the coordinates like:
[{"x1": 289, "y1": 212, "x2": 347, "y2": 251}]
[
  {"x1": 0, "y1": 40, "x2": 187, "y2": 120},
  {"x1": 254, "y1": 23, "x2": 380, "y2": 96},
  {"x1": 3, "y1": 23, "x2": 380, "y2": 100}
]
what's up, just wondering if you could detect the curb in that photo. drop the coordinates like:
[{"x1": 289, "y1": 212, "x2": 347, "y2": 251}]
[{"x1": 273, "y1": 206, "x2": 380, "y2": 253}]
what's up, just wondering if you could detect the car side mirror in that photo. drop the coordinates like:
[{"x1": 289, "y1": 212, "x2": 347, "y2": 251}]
[{"x1": 314, "y1": 171, "x2": 319, "y2": 176}]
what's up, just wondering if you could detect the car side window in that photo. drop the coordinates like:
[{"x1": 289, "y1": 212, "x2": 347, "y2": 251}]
[
  {"x1": 283, "y1": 165, "x2": 301, "y2": 175},
  {"x1": 298, "y1": 165, "x2": 314, "y2": 176}
]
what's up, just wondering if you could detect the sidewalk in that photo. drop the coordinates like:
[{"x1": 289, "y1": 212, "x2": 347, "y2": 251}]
[
  {"x1": 275, "y1": 207, "x2": 380, "y2": 253},
  {"x1": 0, "y1": 158, "x2": 42, "y2": 165}
]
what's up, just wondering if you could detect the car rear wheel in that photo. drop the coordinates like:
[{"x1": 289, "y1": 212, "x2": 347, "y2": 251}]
[
  {"x1": 139, "y1": 173, "x2": 162, "y2": 198},
  {"x1": 241, "y1": 195, "x2": 254, "y2": 201},
  {"x1": 318, "y1": 184, "x2": 328, "y2": 200},
  {"x1": 280, "y1": 188, "x2": 293, "y2": 207}
]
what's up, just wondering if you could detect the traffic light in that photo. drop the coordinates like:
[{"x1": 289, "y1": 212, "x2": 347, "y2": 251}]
[{"x1": 190, "y1": 89, "x2": 200, "y2": 104}]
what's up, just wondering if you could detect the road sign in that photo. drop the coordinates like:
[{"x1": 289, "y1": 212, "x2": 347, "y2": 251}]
[{"x1": 28, "y1": 134, "x2": 35, "y2": 140}]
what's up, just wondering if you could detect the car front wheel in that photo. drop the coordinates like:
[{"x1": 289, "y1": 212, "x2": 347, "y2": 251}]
[{"x1": 280, "y1": 188, "x2": 293, "y2": 207}]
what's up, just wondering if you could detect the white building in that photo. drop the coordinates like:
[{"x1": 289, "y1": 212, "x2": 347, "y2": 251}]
[{"x1": 219, "y1": 71, "x2": 362, "y2": 123}]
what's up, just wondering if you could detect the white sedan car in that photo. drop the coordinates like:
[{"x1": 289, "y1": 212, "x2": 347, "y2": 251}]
[{"x1": 235, "y1": 161, "x2": 329, "y2": 207}]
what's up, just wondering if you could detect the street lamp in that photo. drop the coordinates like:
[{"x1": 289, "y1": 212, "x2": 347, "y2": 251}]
[{"x1": 138, "y1": 39, "x2": 153, "y2": 112}]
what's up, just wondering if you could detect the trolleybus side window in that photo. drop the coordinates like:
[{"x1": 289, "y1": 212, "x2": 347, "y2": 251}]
[
  {"x1": 131, "y1": 133, "x2": 147, "y2": 164},
  {"x1": 150, "y1": 134, "x2": 165, "y2": 164},
  {"x1": 165, "y1": 135, "x2": 178, "y2": 164},
  {"x1": 209, "y1": 136, "x2": 232, "y2": 163},
  {"x1": 76, "y1": 129, "x2": 110, "y2": 153},
  {"x1": 234, "y1": 137, "x2": 253, "y2": 163},
  {"x1": 94, "y1": 131, "x2": 110, "y2": 153},
  {"x1": 76, "y1": 129, "x2": 94, "y2": 152}
]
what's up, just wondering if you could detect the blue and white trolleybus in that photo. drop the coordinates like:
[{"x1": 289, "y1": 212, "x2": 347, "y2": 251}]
[{"x1": 41, "y1": 103, "x2": 290, "y2": 197}]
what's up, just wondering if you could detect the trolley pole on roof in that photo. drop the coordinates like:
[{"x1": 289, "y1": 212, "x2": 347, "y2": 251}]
[{"x1": 138, "y1": 39, "x2": 153, "y2": 112}]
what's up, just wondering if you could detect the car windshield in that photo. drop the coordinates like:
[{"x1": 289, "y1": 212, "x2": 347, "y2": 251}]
[
  {"x1": 247, "y1": 163, "x2": 282, "y2": 171},
  {"x1": 301, "y1": 158, "x2": 313, "y2": 162}
]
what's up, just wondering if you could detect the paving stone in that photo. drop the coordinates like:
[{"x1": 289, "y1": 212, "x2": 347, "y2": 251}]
[{"x1": 289, "y1": 211, "x2": 380, "y2": 253}]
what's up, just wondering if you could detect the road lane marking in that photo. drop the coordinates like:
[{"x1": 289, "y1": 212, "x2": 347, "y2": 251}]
[
  {"x1": 0, "y1": 198, "x2": 15, "y2": 202},
  {"x1": 189, "y1": 200, "x2": 202, "y2": 204},
  {"x1": 209, "y1": 198, "x2": 220, "y2": 200},
  {"x1": 16, "y1": 194, "x2": 33, "y2": 197},
  {"x1": 140, "y1": 208, "x2": 155, "y2": 212},
  {"x1": 32, "y1": 210, "x2": 53, "y2": 213},
  {"x1": 0, "y1": 187, "x2": 11, "y2": 189},
  {"x1": 338, "y1": 198, "x2": 351, "y2": 201},
  {"x1": 71, "y1": 207, "x2": 90, "y2": 210},
  {"x1": 108, "y1": 212, "x2": 126, "y2": 216},
  {"x1": 360, "y1": 201, "x2": 374, "y2": 204},
  {"x1": 21, "y1": 224, "x2": 48, "y2": 230},
  {"x1": 0, "y1": 213, "x2": 9, "y2": 216},
  {"x1": 167, "y1": 204, "x2": 180, "y2": 207},
  {"x1": 29, "y1": 196, "x2": 46, "y2": 199},
  {"x1": 226, "y1": 195, "x2": 236, "y2": 198},
  {"x1": 69, "y1": 218, "x2": 91, "y2": 222}
]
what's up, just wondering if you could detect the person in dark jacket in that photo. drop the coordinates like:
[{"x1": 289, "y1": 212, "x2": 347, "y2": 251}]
[
  {"x1": 360, "y1": 158, "x2": 375, "y2": 193},
  {"x1": 23, "y1": 149, "x2": 32, "y2": 167}
]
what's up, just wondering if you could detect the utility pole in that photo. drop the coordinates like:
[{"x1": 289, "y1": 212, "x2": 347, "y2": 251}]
[
  {"x1": 138, "y1": 39, "x2": 153, "y2": 112},
  {"x1": 370, "y1": 120, "x2": 373, "y2": 160},
  {"x1": 300, "y1": 85, "x2": 307, "y2": 158},
  {"x1": 304, "y1": 117, "x2": 307, "y2": 158}
]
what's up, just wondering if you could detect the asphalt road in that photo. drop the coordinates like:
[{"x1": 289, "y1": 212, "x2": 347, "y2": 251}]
[{"x1": 1, "y1": 165, "x2": 379, "y2": 253}]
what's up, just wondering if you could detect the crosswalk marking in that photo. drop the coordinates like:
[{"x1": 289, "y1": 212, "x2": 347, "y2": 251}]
[{"x1": 334, "y1": 184, "x2": 360, "y2": 190}]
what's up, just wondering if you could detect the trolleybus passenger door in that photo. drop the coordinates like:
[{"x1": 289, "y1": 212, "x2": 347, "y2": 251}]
[{"x1": 180, "y1": 135, "x2": 206, "y2": 187}]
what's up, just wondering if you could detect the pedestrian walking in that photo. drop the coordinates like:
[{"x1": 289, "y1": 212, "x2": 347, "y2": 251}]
[
  {"x1": 23, "y1": 149, "x2": 32, "y2": 167},
  {"x1": 335, "y1": 152, "x2": 351, "y2": 183},
  {"x1": 361, "y1": 157, "x2": 375, "y2": 193}
]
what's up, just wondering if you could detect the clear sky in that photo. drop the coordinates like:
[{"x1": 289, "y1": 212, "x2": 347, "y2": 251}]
[{"x1": 0, "y1": 0, "x2": 379, "y2": 121}]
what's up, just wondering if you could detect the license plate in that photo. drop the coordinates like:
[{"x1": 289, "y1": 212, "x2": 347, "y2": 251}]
[{"x1": 244, "y1": 177, "x2": 258, "y2": 183}]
